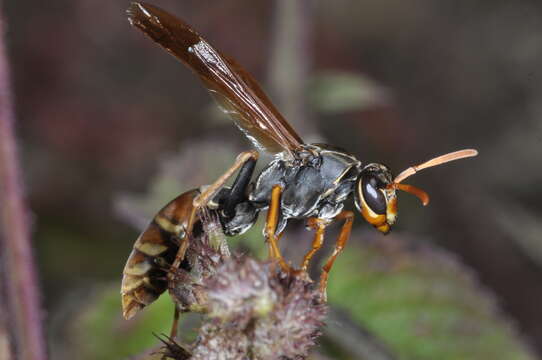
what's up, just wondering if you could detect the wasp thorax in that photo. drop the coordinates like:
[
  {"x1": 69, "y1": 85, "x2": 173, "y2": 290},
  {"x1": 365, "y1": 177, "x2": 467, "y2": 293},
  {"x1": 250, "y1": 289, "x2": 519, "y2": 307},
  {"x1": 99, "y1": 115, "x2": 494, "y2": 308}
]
[{"x1": 355, "y1": 163, "x2": 397, "y2": 234}]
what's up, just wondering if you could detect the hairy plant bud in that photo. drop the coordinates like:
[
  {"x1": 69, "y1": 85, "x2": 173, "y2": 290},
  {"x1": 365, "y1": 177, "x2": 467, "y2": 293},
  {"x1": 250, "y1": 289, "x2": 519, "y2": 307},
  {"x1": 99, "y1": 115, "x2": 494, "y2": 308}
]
[
  {"x1": 191, "y1": 257, "x2": 327, "y2": 360},
  {"x1": 168, "y1": 209, "x2": 230, "y2": 313},
  {"x1": 163, "y1": 210, "x2": 326, "y2": 359}
]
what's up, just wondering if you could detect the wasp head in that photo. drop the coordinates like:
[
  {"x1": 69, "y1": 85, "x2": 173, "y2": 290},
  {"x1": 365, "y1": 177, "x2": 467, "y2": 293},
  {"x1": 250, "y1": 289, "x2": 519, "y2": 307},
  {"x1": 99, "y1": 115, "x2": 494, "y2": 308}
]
[
  {"x1": 355, "y1": 163, "x2": 397, "y2": 234},
  {"x1": 355, "y1": 149, "x2": 478, "y2": 234}
]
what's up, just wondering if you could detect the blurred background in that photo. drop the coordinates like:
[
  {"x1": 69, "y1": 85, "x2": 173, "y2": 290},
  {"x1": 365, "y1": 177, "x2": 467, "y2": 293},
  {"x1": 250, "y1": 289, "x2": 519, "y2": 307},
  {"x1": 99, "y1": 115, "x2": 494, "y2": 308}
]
[{"x1": 4, "y1": 0, "x2": 542, "y2": 359}]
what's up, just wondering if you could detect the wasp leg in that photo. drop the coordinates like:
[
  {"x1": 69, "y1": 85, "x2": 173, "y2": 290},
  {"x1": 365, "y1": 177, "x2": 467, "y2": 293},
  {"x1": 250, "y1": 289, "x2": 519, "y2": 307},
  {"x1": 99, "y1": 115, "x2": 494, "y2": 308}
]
[
  {"x1": 169, "y1": 150, "x2": 259, "y2": 272},
  {"x1": 167, "y1": 234, "x2": 190, "y2": 338},
  {"x1": 300, "y1": 218, "x2": 329, "y2": 271},
  {"x1": 167, "y1": 150, "x2": 258, "y2": 338},
  {"x1": 318, "y1": 211, "x2": 354, "y2": 299},
  {"x1": 168, "y1": 233, "x2": 191, "y2": 282},
  {"x1": 223, "y1": 154, "x2": 257, "y2": 219},
  {"x1": 170, "y1": 305, "x2": 181, "y2": 338},
  {"x1": 192, "y1": 150, "x2": 258, "y2": 216},
  {"x1": 265, "y1": 185, "x2": 291, "y2": 272}
]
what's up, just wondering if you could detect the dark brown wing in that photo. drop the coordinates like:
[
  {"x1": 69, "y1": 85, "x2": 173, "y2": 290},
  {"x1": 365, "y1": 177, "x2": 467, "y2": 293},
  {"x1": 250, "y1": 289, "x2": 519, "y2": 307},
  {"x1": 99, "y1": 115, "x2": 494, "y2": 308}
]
[{"x1": 127, "y1": 2, "x2": 304, "y2": 155}]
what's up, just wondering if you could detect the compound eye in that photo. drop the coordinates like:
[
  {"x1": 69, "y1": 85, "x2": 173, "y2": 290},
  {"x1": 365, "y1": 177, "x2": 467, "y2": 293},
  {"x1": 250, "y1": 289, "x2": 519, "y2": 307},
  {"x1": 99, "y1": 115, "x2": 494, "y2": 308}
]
[{"x1": 361, "y1": 175, "x2": 386, "y2": 214}]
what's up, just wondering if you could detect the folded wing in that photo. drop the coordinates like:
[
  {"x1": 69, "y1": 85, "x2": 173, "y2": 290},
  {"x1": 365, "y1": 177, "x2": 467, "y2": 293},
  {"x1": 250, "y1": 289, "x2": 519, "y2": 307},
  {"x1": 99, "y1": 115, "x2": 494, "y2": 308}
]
[{"x1": 127, "y1": 2, "x2": 304, "y2": 156}]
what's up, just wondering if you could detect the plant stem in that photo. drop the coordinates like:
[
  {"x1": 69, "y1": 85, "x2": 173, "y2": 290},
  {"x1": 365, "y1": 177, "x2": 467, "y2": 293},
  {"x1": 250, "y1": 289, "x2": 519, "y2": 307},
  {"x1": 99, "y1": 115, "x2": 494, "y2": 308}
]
[
  {"x1": 268, "y1": 0, "x2": 316, "y2": 137},
  {"x1": 0, "y1": 8, "x2": 48, "y2": 360}
]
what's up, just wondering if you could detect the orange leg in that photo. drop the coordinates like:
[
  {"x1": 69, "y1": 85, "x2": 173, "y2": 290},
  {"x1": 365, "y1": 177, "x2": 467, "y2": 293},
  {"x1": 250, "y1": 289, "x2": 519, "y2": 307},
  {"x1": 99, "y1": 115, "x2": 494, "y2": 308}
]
[
  {"x1": 265, "y1": 185, "x2": 291, "y2": 272},
  {"x1": 317, "y1": 211, "x2": 354, "y2": 298},
  {"x1": 300, "y1": 218, "x2": 328, "y2": 271},
  {"x1": 170, "y1": 150, "x2": 258, "y2": 272}
]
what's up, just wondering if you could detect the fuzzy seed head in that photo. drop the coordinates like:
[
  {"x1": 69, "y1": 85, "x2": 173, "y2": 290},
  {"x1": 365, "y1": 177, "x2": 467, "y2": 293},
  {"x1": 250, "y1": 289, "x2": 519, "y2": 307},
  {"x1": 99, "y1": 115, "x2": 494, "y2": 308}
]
[{"x1": 191, "y1": 257, "x2": 327, "y2": 360}]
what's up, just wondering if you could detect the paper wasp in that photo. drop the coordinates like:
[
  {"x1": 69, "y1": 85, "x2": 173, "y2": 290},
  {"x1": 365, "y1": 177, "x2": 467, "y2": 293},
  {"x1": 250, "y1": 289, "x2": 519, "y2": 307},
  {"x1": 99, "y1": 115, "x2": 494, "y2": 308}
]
[{"x1": 121, "y1": 2, "x2": 478, "y2": 320}]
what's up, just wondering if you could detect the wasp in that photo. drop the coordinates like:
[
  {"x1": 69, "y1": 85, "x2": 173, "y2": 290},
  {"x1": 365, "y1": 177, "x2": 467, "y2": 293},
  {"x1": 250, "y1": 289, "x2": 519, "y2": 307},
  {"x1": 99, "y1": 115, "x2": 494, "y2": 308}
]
[{"x1": 121, "y1": 2, "x2": 478, "y2": 320}]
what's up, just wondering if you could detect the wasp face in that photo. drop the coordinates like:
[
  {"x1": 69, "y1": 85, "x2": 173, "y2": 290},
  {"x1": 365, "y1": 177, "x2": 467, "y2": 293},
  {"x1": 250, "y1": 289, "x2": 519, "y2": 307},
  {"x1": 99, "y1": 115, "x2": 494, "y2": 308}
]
[{"x1": 355, "y1": 163, "x2": 397, "y2": 234}]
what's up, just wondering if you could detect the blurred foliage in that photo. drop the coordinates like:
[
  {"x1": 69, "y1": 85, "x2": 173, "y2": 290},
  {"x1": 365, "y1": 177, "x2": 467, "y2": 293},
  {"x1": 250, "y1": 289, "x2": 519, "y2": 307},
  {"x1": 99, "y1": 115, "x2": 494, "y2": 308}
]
[
  {"x1": 308, "y1": 71, "x2": 390, "y2": 115},
  {"x1": 54, "y1": 286, "x2": 173, "y2": 360},
  {"x1": 495, "y1": 201, "x2": 542, "y2": 267},
  {"x1": 326, "y1": 232, "x2": 536, "y2": 360}
]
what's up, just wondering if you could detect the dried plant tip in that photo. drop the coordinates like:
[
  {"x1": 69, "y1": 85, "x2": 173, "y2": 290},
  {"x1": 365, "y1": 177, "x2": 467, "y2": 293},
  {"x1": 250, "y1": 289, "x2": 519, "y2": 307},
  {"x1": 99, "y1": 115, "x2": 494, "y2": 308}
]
[
  {"x1": 252, "y1": 279, "x2": 327, "y2": 360},
  {"x1": 154, "y1": 333, "x2": 191, "y2": 360}
]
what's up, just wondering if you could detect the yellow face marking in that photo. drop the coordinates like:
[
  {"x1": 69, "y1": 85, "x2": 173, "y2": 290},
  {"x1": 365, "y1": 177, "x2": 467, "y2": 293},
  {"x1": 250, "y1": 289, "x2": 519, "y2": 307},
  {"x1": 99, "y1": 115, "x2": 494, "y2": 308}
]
[
  {"x1": 357, "y1": 180, "x2": 393, "y2": 235},
  {"x1": 357, "y1": 180, "x2": 386, "y2": 223},
  {"x1": 155, "y1": 215, "x2": 186, "y2": 237},
  {"x1": 359, "y1": 193, "x2": 386, "y2": 226},
  {"x1": 377, "y1": 223, "x2": 390, "y2": 234},
  {"x1": 385, "y1": 189, "x2": 398, "y2": 225}
]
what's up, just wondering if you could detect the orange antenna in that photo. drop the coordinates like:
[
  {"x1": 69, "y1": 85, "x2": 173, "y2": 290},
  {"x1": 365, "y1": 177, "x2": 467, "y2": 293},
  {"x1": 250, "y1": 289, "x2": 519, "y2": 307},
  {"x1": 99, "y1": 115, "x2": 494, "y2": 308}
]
[
  {"x1": 389, "y1": 148, "x2": 478, "y2": 206},
  {"x1": 394, "y1": 149, "x2": 478, "y2": 184},
  {"x1": 394, "y1": 183, "x2": 430, "y2": 206}
]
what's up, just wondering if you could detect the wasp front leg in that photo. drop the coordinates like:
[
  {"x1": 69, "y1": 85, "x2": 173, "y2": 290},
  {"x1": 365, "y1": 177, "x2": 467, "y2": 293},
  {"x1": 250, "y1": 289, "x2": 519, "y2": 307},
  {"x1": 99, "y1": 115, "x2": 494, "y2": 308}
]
[
  {"x1": 265, "y1": 185, "x2": 291, "y2": 272},
  {"x1": 191, "y1": 150, "x2": 258, "y2": 219},
  {"x1": 298, "y1": 211, "x2": 354, "y2": 299}
]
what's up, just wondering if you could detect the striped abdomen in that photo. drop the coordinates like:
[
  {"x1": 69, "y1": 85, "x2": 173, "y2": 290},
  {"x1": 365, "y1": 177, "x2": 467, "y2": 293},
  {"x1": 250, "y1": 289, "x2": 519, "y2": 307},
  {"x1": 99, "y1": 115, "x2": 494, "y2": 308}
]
[{"x1": 121, "y1": 189, "x2": 199, "y2": 319}]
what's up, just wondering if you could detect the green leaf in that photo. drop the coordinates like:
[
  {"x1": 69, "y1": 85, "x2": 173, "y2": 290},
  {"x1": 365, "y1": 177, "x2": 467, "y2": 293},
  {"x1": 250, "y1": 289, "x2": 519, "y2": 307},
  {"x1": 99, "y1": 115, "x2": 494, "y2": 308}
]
[
  {"x1": 72, "y1": 286, "x2": 175, "y2": 360},
  {"x1": 308, "y1": 71, "x2": 389, "y2": 114},
  {"x1": 326, "y1": 231, "x2": 536, "y2": 360}
]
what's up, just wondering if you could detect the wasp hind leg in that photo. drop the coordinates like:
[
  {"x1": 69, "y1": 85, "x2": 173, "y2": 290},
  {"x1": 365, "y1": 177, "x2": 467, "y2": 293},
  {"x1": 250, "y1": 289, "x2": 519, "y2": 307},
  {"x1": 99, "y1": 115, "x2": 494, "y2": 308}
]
[
  {"x1": 299, "y1": 211, "x2": 354, "y2": 300},
  {"x1": 300, "y1": 218, "x2": 329, "y2": 272},
  {"x1": 318, "y1": 211, "x2": 354, "y2": 300}
]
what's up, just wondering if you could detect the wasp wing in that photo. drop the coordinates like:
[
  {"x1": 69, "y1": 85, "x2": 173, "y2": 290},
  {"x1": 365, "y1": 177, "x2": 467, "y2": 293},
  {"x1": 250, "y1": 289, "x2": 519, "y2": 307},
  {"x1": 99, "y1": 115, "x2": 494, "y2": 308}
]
[{"x1": 127, "y1": 2, "x2": 304, "y2": 156}]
